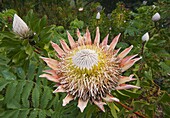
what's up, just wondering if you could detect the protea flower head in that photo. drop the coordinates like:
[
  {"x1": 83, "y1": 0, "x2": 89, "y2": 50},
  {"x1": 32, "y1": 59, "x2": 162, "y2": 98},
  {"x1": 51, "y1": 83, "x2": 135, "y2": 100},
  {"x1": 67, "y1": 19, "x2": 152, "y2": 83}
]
[
  {"x1": 12, "y1": 14, "x2": 31, "y2": 38},
  {"x1": 40, "y1": 27, "x2": 141, "y2": 112}
]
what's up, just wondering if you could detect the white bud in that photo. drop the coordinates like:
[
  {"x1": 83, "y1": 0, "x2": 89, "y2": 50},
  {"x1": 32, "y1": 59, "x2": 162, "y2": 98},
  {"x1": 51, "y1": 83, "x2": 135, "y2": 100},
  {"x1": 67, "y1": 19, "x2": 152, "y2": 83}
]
[
  {"x1": 152, "y1": 5, "x2": 156, "y2": 9},
  {"x1": 142, "y1": 32, "x2": 149, "y2": 42},
  {"x1": 78, "y1": 7, "x2": 83, "y2": 12},
  {"x1": 13, "y1": 14, "x2": 30, "y2": 38},
  {"x1": 96, "y1": 12, "x2": 100, "y2": 20},
  {"x1": 142, "y1": 1, "x2": 147, "y2": 5},
  {"x1": 152, "y1": 12, "x2": 161, "y2": 21}
]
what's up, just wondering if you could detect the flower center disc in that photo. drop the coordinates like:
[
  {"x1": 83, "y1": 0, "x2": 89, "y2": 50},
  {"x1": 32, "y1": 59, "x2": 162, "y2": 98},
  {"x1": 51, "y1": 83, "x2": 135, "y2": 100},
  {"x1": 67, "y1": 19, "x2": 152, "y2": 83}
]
[{"x1": 72, "y1": 49, "x2": 98, "y2": 70}]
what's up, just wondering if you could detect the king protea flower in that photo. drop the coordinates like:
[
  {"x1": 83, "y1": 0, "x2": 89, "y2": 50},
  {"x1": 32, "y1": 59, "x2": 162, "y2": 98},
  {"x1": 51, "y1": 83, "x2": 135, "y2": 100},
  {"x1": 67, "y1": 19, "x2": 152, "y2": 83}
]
[
  {"x1": 12, "y1": 14, "x2": 30, "y2": 38},
  {"x1": 40, "y1": 27, "x2": 141, "y2": 112}
]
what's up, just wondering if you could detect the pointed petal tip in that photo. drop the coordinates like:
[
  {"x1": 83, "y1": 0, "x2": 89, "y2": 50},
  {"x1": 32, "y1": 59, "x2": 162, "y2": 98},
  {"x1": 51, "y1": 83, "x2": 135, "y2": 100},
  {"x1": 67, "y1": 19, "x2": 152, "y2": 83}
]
[
  {"x1": 121, "y1": 56, "x2": 142, "y2": 72},
  {"x1": 39, "y1": 56, "x2": 48, "y2": 60},
  {"x1": 78, "y1": 99, "x2": 89, "y2": 112},
  {"x1": 50, "y1": 41, "x2": 55, "y2": 46},
  {"x1": 39, "y1": 74, "x2": 59, "y2": 82},
  {"x1": 112, "y1": 97, "x2": 120, "y2": 102},
  {"x1": 93, "y1": 100, "x2": 106, "y2": 112},
  {"x1": 50, "y1": 41, "x2": 55, "y2": 44},
  {"x1": 116, "y1": 85, "x2": 141, "y2": 90},
  {"x1": 52, "y1": 91, "x2": 56, "y2": 93},
  {"x1": 53, "y1": 86, "x2": 66, "y2": 93},
  {"x1": 62, "y1": 95, "x2": 74, "y2": 106},
  {"x1": 39, "y1": 74, "x2": 44, "y2": 78},
  {"x1": 117, "y1": 33, "x2": 121, "y2": 37},
  {"x1": 50, "y1": 41, "x2": 65, "y2": 56},
  {"x1": 94, "y1": 27, "x2": 100, "y2": 46},
  {"x1": 67, "y1": 31, "x2": 76, "y2": 48},
  {"x1": 118, "y1": 45, "x2": 134, "y2": 59},
  {"x1": 134, "y1": 56, "x2": 142, "y2": 62},
  {"x1": 14, "y1": 13, "x2": 17, "y2": 17},
  {"x1": 108, "y1": 33, "x2": 121, "y2": 51},
  {"x1": 39, "y1": 56, "x2": 44, "y2": 59},
  {"x1": 62, "y1": 103, "x2": 66, "y2": 106},
  {"x1": 59, "y1": 39, "x2": 70, "y2": 52},
  {"x1": 102, "y1": 94, "x2": 120, "y2": 102}
]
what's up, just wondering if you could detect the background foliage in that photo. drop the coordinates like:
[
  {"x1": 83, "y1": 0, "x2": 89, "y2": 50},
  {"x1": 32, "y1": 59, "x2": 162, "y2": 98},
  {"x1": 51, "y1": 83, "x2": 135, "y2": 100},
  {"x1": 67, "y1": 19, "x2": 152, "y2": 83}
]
[{"x1": 0, "y1": 0, "x2": 170, "y2": 118}]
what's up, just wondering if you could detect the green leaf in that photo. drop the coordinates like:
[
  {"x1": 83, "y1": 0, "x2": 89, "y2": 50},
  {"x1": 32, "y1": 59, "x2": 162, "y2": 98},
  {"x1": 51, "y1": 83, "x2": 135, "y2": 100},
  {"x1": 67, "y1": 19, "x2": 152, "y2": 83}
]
[
  {"x1": 27, "y1": 61, "x2": 36, "y2": 80},
  {"x1": 16, "y1": 67, "x2": 26, "y2": 79},
  {"x1": 6, "y1": 99, "x2": 21, "y2": 109},
  {"x1": 119, "y1": 90, "x2": 141, "y2": 98},
  {"x1": 5, "y1": 81, "x2": 18, "y2": 103},
  {"x1": 158, "y1": 62, "x2": 170, "y2": 73},
  {"x1": 0, "y1": 54, "x2": 10, "y2": 65},
  {"x1": 1, "y1": 70, "x2": 16, "y2": 80},
  {"x1": 0, "y1": 79, "x2": 10, "y2": 91},
  {"x1": 32, "y1": 84, "x2": 40, "y2": 108},
  {"x1": 12, "y1": 51, "x2": 22, "y2": 63},
  {"x1": 18, "y1": 110, "x2": 30, "y2": 118},
  {"x1": 116, "y1": 42, "x2": 129, "y2": 49},
  {"x1": 40, "y1": 15, "x2": 47, "y2": 29},
  {"x1": 40, "y1": 87, "x2": 52, "y2": 109},
  {"x1": 86, "y1": 105, "x2": 96, "y2": 118},
  {"x1": 144, "y1": 69, "x2": 153, "y2": 80},
  {"x1": 113, "y1": 90, "x2": 129, "y2": 100},
  {"x1": 29, "y1": 110, "x2": 38, "y2": 118},
  {"x1": 35, "y1": 64, "x2": 43, "y2": 84},
  {"x1": 14, "y1": 81, "x2": 26, "y2": 102},
  {"x1": 38, "y1": 110, "x2": 46, "y2": 118},
  {"x1": 49, "y1": 94, "x2": 59, "y2": 109},
  {"x1": 0, "y1": 110, "x2": 18, "y2": 118},
  {"x1": 25, "y1": 44, "x2": 33, "y2": 56},
  {"x1": 0, "y1": 94, "x2": 4, "y2": 101},
  {"x1": 108, "y1": 102, "x2": 118, "y2": 118},
  {"x1": 157, "y1": 92, "x2": 170, "y2": 103},
  {"x1": 161, "y1": 103, "x2": 170, "y2": 116},
  {"x1": 22, "y1": 82, "x2": 33, "y2": 107}
]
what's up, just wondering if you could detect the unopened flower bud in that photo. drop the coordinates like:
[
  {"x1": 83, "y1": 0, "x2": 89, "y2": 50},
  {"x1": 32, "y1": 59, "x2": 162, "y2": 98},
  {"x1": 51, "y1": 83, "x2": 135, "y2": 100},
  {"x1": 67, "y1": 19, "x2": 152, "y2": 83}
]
[
  {"x1": 142, "y1": 32, "x2": 149, "y2": 42},
  {"x1": 152, "y1": 12, "x2": 161, "y2": 21},
  {"x1": 13, "y1": 14, "x2": 30, "y2": 38},
  {"x1": 96, "y1": 12, "x2": 100, "y2": 20},
  {"x1": 142, "y1": 1, "x2": 147, "y2": 5},
  {"x1": 78, "y1": 7, "x2": 83, "y2": 12},
  {"x1": 152, "y1": 5, "x2": 156, "y2": 9}
]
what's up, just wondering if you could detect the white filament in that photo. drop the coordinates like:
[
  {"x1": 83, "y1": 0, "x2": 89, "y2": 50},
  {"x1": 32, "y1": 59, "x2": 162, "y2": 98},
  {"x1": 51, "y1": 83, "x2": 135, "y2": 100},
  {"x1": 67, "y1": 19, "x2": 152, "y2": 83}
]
[{"x1": 72, "y1": 49, "x2": 98, "y2": 70}]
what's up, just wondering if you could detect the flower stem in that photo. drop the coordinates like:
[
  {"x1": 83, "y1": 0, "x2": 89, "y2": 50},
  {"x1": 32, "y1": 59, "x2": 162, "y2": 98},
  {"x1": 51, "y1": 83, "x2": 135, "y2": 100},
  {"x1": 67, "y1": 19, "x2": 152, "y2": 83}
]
[
  {"x1": 115, "y1": 101, "x2": 146, "y2": 118},
  {"x1": 140, "y1": 41, "x2": 146, "y2": 56},
  {"x1": 138, "y1": 41, "x2": 146, "y2": 72}
]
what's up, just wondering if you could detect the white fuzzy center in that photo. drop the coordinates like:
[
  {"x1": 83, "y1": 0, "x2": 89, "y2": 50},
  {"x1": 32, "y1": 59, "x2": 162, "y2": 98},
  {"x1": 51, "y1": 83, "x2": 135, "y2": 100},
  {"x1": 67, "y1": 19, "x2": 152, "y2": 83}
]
[{"x1": 72, "y1": 49, "x2": 98, "y2": 70}]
